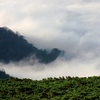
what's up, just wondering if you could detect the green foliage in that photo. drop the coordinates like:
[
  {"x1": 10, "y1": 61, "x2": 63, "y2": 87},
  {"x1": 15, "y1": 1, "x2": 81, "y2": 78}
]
[{"x1": 0, "y1": 76, "x2": 100, "y2": 99}]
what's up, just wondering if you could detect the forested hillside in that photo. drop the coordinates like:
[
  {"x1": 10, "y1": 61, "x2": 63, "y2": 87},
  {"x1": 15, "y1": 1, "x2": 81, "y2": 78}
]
[
  {"x1": 0, "y1": 27, "x2": 63, "y2": 63},
  {"x1": 0, "y1": 69, "x2": 10, "y2": 79},
  {"x1": 0, "y1": 76, "x2": 100, "y2": 100}
]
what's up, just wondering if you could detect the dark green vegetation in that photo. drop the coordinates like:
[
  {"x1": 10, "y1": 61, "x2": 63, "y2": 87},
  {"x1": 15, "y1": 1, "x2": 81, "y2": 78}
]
[
  {"x1": 0, "y1": 76, "x2": 100, "y2": 100},
  {"x1": 0, "y1": 27, "x2": 63, "y2": 63}
]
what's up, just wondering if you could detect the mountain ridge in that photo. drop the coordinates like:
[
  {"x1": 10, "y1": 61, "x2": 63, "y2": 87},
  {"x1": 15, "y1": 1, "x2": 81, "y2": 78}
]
[{"x1": 0, "y1": 27, "x2": 64, "y2": 63}]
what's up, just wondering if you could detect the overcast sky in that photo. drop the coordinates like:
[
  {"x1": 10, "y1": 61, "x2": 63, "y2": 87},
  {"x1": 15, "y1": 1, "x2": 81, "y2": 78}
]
[{"x1": 0, "y1": 0, "x2": 100, "y2": 79}]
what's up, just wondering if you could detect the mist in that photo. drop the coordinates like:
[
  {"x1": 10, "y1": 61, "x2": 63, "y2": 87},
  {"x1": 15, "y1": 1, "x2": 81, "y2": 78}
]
[
  {"x1": 0, "y1": 1, "x2": 100, "y2": 80},
  {"x1": 0, "y1": 56, "x2": 100, "y2": 80}
]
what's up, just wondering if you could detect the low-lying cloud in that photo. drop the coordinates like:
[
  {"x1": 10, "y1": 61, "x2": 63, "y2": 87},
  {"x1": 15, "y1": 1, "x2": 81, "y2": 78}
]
[
  {"x1": 0, "y1": 56, "x2": 100, "y2": 80},
  {"x1": 0, "y1": 0, "x2": 100, "y2": 79}
]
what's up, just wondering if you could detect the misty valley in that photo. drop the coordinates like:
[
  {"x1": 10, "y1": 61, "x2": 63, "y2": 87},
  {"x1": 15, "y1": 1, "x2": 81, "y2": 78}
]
[
  {"x1": 1, "y1": 0, "x2": 100, "y2": 99},
  {"x1": 0, "y1": 27, "x2": 100, "y2": 99}
]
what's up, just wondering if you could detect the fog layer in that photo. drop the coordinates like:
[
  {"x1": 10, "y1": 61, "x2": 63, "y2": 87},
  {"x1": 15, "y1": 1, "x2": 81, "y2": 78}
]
[
  {"x1": 0, "y1": 0, "x2": 100, "y2": 79},
  {"x1": 0, "y1": 56, "x2": 100, "y2": 80}
]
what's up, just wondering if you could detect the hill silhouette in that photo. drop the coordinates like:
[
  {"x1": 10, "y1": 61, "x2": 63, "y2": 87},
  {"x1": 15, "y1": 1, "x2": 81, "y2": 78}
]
[
  {"x1": 0, "y1": 69, "x2": 10, "y2": 79},
  {"x1": 0, "y1": 27, "x2": 63, "y2": 63}
]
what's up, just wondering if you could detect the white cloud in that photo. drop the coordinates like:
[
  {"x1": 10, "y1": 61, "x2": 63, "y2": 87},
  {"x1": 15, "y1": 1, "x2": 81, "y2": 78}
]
[
  {"x1": 0, "y1": 57, "x2": 100, "y2": 80},
  {"x1": 0, "y1": 0, "x2": 100, "y2": 79}
]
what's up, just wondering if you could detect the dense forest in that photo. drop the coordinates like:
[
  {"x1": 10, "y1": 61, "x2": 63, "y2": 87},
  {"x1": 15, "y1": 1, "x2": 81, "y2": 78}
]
[
  {"x1": 0, "y1": 76, "x2": 100, "y2": 100},
  {"x1": 0, "y1": 27, "x2": 63, "y2": 63}
]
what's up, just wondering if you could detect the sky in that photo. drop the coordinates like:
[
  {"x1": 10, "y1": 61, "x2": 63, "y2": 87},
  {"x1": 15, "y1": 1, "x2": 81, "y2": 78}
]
[{"x1": 0, "y1": 0, "x2": 100, "y2": 80}]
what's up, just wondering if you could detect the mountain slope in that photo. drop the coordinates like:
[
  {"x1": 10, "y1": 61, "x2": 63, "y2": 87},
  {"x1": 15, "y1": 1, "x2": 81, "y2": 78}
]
[
  {"x1": 0, "y1": 27, "x2": 63, "y2": 63},
  {"x1": 0, "y1": 69, "x2": 10, "y2": 79}
]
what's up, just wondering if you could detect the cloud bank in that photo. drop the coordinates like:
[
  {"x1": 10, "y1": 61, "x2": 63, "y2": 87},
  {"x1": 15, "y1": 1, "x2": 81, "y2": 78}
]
[
  {"x1": 0, "y1": 57, "x2": 100, "y2": 80},
  {"x1": 0, "y1": 0, "x2": 100, "y2": 79}
]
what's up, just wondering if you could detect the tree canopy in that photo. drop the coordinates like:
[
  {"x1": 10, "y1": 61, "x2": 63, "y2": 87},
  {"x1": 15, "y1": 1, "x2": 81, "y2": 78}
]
[{"x1": 0, "y1": 76, "x2": 100, "y2": 99}]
